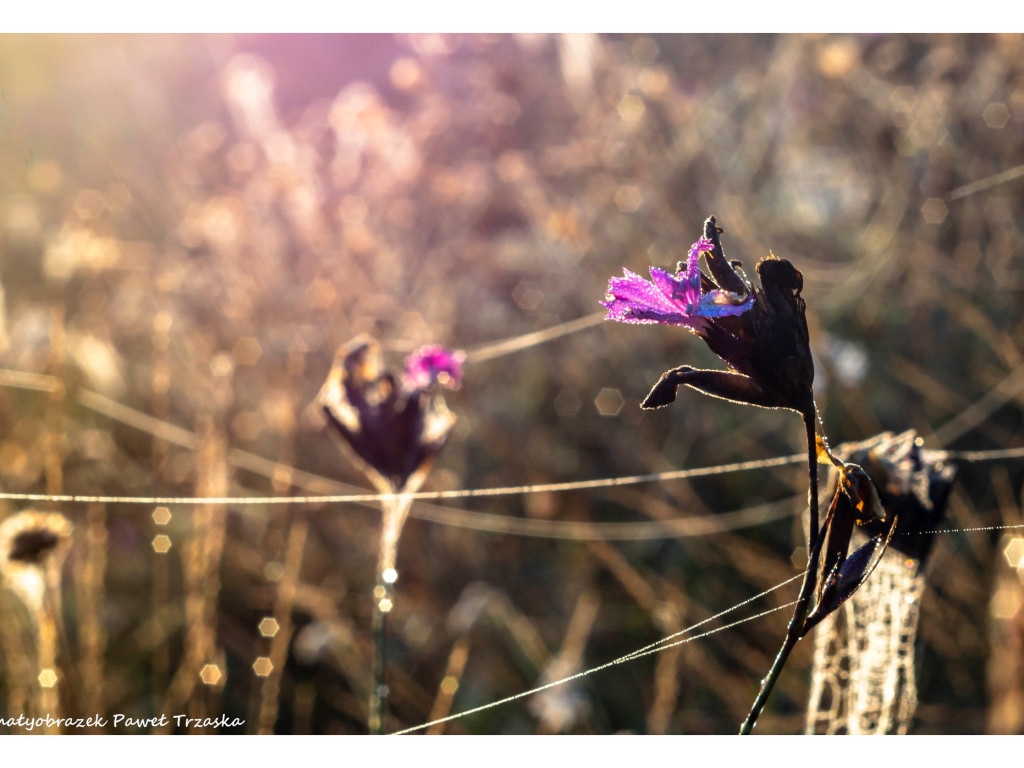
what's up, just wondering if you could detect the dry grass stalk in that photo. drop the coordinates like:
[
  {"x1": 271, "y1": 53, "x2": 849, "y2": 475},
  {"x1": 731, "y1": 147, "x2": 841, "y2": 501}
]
[
  {"x1": 44, "y1": 306, "x2": 66, "y2": 500},
  {"x1": 160, "y1": 420, "x2": 230, "y2": 730},
  {"x1": 256, "y1": 342, "x2": 307, "y2": 734},
  {"x1": 256, "y1": 517, "x2": 308, "y2": 734},
  {"x1": 426, "y1": 635, "x2": 472, "y2": 735},
  {"x1": 74, "y1": 502, "x2": 108, "y2": 729}
]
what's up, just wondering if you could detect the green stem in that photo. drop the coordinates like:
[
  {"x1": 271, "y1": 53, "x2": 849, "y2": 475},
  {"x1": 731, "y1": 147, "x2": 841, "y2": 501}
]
[
  {"x1": 369, "y1": 579, "x2": 389, "y2": 735},
  {"x1": 738, "y1": 407, "x2": 822, "y2": 734}
]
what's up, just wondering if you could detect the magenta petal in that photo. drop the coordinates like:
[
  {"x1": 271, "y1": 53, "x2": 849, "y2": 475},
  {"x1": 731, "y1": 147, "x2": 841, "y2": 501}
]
[
  {"x1": 688, "y1": 237, "x2": 714, "y2": 260},
  {"x1": 607, "y1": 269, "x2": 677, "y2": 312},
  {"x1": 648, "y1": 266, "x2": 695, "y2": 309},
  {"x1": 602, "y1": 250, "x2": 753, "y2": 328},
  {"x1": 404, "y1": 345, "x2": 464, "y2": 390}
]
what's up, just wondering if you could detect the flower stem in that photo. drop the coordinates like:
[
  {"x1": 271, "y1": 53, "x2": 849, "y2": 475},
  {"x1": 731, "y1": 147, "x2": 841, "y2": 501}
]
[
  {"x1": 369, "y1": 578, "x2": 389, "y2": 735},
  {"x1": 738, "y1": 407, "x2": 822, "y2": 734}
]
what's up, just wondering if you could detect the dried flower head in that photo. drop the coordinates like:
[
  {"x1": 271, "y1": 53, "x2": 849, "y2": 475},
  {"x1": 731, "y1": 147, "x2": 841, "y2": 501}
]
[
  {"x1": 605, "y1": 216, "x2": 814, "y2": 416},
  {"x1": 318, "y1": 335, "x2": 459, "y2": 495},
  {"x1": 0, "y1": 510, "x2": 73, "y2": 613},
  {"x1": 840, "y1": 430, "x2": 957, "y2": 568}
]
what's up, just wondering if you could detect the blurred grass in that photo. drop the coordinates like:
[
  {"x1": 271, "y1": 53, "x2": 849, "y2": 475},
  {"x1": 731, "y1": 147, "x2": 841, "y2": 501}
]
[{"x1": 0, "y1": 33, "x2": 1022, "y2": 734}]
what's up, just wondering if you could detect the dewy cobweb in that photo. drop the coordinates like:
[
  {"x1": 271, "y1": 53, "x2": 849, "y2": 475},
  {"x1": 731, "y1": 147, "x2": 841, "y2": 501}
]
[{"x1": 805, "y1": 430, "x2": 956, "y2": 734}]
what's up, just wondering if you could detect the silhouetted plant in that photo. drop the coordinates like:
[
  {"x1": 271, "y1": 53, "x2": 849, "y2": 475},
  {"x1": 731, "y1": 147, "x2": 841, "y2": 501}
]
[{"x1": 603, "y1": 215, "x2": 900, "y2": 733}]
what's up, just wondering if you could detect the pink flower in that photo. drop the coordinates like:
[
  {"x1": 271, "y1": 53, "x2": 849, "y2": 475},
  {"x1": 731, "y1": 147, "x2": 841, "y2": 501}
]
[
  {"x1": 403, "y1": 345, "x2": 464, "y2": 391},
  {"x1": 601, "y1": 237, "x2": 754, "y2": 330}
]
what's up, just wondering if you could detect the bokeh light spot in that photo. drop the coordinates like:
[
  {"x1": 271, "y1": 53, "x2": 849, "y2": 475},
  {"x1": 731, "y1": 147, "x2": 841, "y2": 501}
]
[
  {"x1": 512, "y1": 282, "x2": 543, "y2": 311},
  {"x1": 199, "y1": 664, "x2": 223, "y2": 686},
  {"x1": 264, "y1": 562, "x2": 284, "y2": 582},
  {"x1": 252, "y1": 657, "x2": 274, "y2": 677},
  {"x1": 490, "y1": 94, "x2": 521, "y2": 126},
  {"x1": 231, "y1": 410, "x2": 264, "y2": 442},
  {"x1": 152, "y1": 534, "x2": 172, "y2": 554},
  {"x1": 389, "y1": 57, "x2": 423, "y2": 91},
  {"x1": 614, "y1": 186, "x2": 643, "y2": 213},
  {"x1": 982, "y1": 102, "x2": 1010, "y2": 129},
  {"x1": 210, "y1": 352, "x2": 234, "y2": 378},
  {"x1": 630, "y1": 37, "x2": 659, "y2": 64},
  {"x1": 594, "y1": 388, "x2": 624, "y2": 417},
  {"x1": 233, "y1": 337, "x2": 262, "y2": 366},
  {"x1": 152, "y1": 506, "x2": 172, "y2": 526},
  {"x1": 1003, "y1": 537, "x2": 1024, "y2": 569},
  {"x1": 991, "y1": 584, "x2": 1022, "y2": 619},
  {"x1": 259, "y1": 617, "x2": 280, "y2": 638},
  {"x1": 921, "y1": 197, "x2": 948, "y2": 224},
  {"x1": 38, "y1": 668, "x2": 58, "y2": 688},
  {"x1": 817, "y1": 39, "x2": 859, "y2": 79},
  {"x1": 617, "y1": 94, "x2": 645, "y2": 122},
  {"x1": 27, "y1": 160, "x2": 63, "y2": 194}
]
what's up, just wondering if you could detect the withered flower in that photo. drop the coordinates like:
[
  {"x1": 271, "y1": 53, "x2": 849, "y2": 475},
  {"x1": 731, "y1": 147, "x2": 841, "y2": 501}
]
[
  {"x1": 603, "y1": 216, "x2": 814, "y2": 415},
  {"x1": 0, "y1": 510, "x2": 73, "y2": 613},
  {"x1": 318, "y1": 335, "x2": 462, "y2": 734},
  {"x1": 837, "y1": 430, "x2": 957, "y2": 568},
  {"x1": 602, "y1": 215, "x2": 886, "y2": 734},
  {"x1": 318, "y1": 335, "x2": 459, "y2": 498}
]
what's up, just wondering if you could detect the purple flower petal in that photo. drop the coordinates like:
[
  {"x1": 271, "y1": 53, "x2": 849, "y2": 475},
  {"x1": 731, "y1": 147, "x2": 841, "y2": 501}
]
[
  {"x1": 404, "y1": 345, "x2": 464, "y2": 390},
  {"x1": 601, "y1": 241, "x2": 754, "y2": 328},
  {"x1": 689, "y1": 237, "x2": 714, "y2": 260},
  {"x1": 606, "y1": 269, "x2": 677, "y2": 312}
]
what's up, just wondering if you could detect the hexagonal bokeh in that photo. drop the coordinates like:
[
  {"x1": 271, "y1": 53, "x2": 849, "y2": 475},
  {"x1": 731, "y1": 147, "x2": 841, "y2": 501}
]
[
  {"x1": 199, "y1": 664, "x2": 223, "y2": 686},
  {"x1": 982, "y1": 102, "x2": 1010, "y2": 129},
  {"x1": 38, "y1": 668, "x2": 58, "y2": 688},
  {"x1": 614, "y1": 185, "x2": 643, "y2": 213},
  {"x1": 991, "y1": 583, "x2": 1022, "y2": 620},
  {"x1": 594, "y1": 387, "x2": 625, "y2": 417},
  {"x1": 617, "y1": 94, "x2": 645, "y2": 122},
  {"x1": 252, "y1": 657, "x2": 274, "y2": 677},
  {"x1": 512, "y1": 281, "x2": 543, "y2": 311},
  {"x1": 232, "y1": 336, "x2": 263, "y2": 366},
  {"x1": 921, "y1": 197, "x2": 948, "y2": 224},
  {"x1": 1003, "y1": 537, "x2": 1024, "y2": 569},
  {"x1": 152, "y1": 534, "x2": 172, "y2": 554},
  {"x1": 152, "y1": 506, "x2": 172, "y2": 526},
  {"x1": 553, "y1": 388, "x2": 582, "y2": 418},
  {"x1": 258, "y1": 617, "x2": 280, "y2": 638}
]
